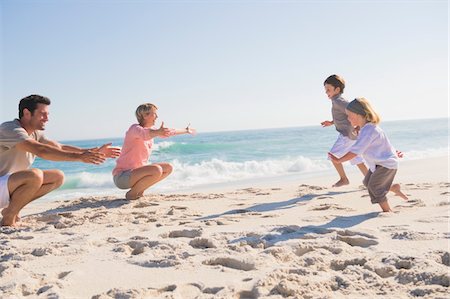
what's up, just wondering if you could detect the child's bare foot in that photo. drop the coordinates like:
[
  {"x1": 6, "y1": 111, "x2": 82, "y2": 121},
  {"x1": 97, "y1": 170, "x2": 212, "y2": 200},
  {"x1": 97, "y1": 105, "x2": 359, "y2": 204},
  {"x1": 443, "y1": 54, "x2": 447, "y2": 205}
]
[
  {"x1": 1, "y1": 208, "x2": 18, "y2": 227},
  {"x1": 390, "y1": 184, "x2": 408, "y2": 200},
  {"x1": 379, "y1": 201, "x2": 393, "y2": 212},
  {"x1": 332, "y1": 178, "x2": 349, "y2": 187}
]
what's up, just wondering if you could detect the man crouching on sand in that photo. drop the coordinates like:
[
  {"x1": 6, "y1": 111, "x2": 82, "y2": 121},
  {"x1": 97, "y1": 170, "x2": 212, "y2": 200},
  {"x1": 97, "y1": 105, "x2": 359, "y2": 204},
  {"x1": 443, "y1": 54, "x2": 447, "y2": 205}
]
[{"x1": 0, "y1": 95, "x2": 121, "y2": 226}]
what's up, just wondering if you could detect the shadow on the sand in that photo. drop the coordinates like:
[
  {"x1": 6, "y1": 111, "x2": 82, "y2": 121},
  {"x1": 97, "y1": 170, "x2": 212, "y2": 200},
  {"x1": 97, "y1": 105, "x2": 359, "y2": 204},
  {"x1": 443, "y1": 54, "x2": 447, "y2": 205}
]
[
  {"x1": 230, "y1": 211, "x2": 379, "y2": 245},
  {"x1": 30, "y1": 197, "x2": 131, "y2": 216},
  {"x1": 197, "y1": 190, "x2": 358, "y2": 221}
]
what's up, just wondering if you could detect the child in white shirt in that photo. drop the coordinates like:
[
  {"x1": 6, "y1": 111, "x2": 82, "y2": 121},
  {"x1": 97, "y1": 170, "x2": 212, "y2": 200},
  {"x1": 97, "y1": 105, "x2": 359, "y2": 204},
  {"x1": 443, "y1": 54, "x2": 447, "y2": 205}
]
[{"x1": 328, "y1": 98, "x2": 407, "y2": 212}]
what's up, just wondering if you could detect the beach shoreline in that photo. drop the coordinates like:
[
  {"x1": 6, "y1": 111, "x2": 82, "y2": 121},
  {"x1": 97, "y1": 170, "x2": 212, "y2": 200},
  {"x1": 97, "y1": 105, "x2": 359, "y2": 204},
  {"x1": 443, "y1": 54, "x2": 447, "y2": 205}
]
[{"x1": 1, "y1": 156, "x2": 449, "y2": 298}]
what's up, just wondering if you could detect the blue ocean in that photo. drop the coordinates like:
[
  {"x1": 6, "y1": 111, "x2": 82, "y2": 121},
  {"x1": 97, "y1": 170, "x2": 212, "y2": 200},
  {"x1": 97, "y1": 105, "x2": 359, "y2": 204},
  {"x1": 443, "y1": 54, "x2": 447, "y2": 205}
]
[{"x1": 34, "y1": 118, "x2": 448, "y2": 201}]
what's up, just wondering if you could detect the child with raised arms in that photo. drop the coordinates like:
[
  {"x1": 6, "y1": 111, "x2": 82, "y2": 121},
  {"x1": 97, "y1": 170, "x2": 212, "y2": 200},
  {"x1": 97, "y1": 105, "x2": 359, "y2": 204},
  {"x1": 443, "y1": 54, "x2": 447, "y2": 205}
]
[
  {"x1": 321, "y1": 74, "x2": 368, "y2": 187},
  {"x1": 112, "y1": 103, "x2": 196, "y2": 200},
  {"x1": 328, "y1": 98, "x2": 407, "y2": 212}
]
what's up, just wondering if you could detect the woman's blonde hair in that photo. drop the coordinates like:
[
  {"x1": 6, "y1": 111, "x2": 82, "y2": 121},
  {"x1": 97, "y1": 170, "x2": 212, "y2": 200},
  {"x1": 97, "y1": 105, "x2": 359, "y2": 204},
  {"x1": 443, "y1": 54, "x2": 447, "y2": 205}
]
[
  {"x1": 135, "y1": 103, "x2": 158, "y2": 126},
  {"x1": 356, "y1": 97, "x2": 380, "y2": 124}
]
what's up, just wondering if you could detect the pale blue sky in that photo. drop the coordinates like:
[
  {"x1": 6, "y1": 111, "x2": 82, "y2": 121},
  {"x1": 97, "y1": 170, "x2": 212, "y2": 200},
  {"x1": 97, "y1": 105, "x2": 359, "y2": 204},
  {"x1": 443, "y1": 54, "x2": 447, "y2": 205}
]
[{"x1": 1, "y1": 0, "x2": 448, "y2": 140}]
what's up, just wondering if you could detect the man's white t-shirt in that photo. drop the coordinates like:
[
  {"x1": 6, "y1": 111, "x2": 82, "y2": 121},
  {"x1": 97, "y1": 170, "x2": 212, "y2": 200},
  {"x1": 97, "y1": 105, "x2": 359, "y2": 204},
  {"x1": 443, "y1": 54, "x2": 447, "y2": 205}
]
[{"x1": 0, "y1": 119, "x2": 48, "y2": 176}]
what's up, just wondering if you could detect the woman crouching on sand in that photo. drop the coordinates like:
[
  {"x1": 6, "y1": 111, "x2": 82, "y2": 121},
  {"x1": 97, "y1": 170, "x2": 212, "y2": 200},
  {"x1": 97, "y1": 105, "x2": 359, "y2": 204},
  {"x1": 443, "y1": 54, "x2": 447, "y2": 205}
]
[
  {"x1": 328, "y1": 98, "x2": 407, "y2": 212},
  {"x1": 112, "y1": 103, "x2": 196, "y2": 200}
]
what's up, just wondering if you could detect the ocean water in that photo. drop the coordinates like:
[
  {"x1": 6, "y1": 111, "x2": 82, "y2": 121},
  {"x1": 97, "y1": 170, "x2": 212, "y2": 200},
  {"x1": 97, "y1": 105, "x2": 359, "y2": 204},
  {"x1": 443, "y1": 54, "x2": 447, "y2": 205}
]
[{"x1": 34, "y1": 118, "x2": 448, "y2": 201}]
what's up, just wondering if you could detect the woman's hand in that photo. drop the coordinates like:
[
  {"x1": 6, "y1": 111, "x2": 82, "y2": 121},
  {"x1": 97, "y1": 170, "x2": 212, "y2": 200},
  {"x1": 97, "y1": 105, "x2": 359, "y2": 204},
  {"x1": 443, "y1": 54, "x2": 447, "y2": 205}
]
[
  {"x1": 186, "y1": 123, "x2": 197, "y2": 135},
  {"x1": 156, "y1": 122, "x2": 172, "y2": 137}
]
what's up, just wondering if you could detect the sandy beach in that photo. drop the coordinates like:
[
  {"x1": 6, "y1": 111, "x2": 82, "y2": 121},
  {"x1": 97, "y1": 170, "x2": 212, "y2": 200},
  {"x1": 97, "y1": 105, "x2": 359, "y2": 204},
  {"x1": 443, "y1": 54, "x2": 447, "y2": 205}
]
[{"x1": 0, "y1": 156, "x2": 448, "y2": 298}]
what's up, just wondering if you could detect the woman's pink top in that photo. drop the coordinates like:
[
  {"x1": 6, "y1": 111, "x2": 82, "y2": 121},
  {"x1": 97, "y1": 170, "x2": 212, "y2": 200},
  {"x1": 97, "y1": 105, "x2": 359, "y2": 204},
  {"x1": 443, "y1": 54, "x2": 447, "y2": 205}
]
[{"x1": 112, "y1": 124, "x2": 156, "y2": 176}]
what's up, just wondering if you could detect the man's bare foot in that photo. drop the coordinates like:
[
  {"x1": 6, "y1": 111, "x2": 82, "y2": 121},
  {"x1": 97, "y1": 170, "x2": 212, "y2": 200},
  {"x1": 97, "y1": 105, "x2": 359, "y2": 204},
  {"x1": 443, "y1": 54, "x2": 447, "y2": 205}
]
[
  {"x1": 390, "y1": 184, "x2": 408, "y2": 200},
  {"x1": 125, "y1": 191, "x2": 143, "y2": 200},
  {"x1": 1, "y1": 208, "x2": 18, "y2": 227},
  {"x1": 332, "y1": 178, "x2": 349, "y2": 187}
]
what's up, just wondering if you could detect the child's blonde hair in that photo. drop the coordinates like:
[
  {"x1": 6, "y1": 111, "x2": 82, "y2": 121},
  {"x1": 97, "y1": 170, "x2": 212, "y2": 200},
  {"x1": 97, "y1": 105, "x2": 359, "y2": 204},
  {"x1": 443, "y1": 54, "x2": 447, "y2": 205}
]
[
  {"x1": 136, "y1": 103, "x2": 157, "y2": 126},
  {"x1": 355, "y1": 97, "x2": 381, "y2": 124}
]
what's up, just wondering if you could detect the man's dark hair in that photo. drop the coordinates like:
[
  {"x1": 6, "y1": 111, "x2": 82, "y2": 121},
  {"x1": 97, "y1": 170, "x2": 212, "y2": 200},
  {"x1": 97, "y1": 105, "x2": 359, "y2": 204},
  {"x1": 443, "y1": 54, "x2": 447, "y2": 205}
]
[
  {"x1": 18, "y1": 95, "x2": 51, "y2": 118},
  {"x1": 324, "y1": 74, "x2": 345, "y2": 94}
]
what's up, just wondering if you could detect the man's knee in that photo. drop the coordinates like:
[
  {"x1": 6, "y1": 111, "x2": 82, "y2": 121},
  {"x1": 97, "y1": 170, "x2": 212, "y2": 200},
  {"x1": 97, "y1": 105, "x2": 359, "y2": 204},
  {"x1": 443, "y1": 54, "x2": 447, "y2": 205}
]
[
  {"x1": 51, "y1": 170, "x2": 65, "y2": 188},
  {"x1": 27, "y1": 168, "x2": 44, "y2": 185}
]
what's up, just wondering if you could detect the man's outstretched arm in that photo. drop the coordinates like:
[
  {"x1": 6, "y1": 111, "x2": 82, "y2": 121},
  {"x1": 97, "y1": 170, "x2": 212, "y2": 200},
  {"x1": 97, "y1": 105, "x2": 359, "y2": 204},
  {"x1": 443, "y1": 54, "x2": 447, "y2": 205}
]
[{"x1": 15, "y1": 139, "x2": 106, "y2": 164}]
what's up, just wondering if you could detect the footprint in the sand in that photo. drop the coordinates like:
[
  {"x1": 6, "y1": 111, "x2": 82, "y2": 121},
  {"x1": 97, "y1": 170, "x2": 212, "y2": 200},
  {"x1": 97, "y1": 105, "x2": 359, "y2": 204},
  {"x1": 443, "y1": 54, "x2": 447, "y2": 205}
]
[
  {"x1": 391, "y1": 231, "x2": 437, "y2": 241},
  {"x1": 382, "y1": 255, "x2": 415, "y2": 270},
  {"x1": 167, "y1": 228, "x2": 203, "y2": 238},
  {"x1": 31, "y1": 247, "x2": 52, "y2": 257},
  {"x1": 57, "y1": 271, "x2": 72, "y2": 279},
  {"x1": 317, "y1": 196, "x2": 333, "y2": 200},
  {"x1": 439, "y1": 182, "x2": 450, "y2": 188},
  {"x1": 407, "y1": 183, "x2": 433, "y2": 190},
  {"x1": 191, "y1": 193, "x2": 225, "y2": 200},
  {"x1": 93, "y1": 284, "x2": 225, "y2": 298},
  {"x1": 335, "y1": 230, "x2": 378, "y2": 247},
  {"x1": 439, "y1": 251, "x2": 450, "y2": 266},
  {"x1": 189, "y1": 238, "x2": 217, "y2": 249},
  {"x1": 330, "y1": 257, "x2": 367, "y2": 271},
  {"x1": 203, "y1": 256, "x2": 256, "y2": 271},
  {"x1": 416, "y1": 215, "x2": 449, "y2": 223},
  {"x1": 309, "y1": 203, "x2": 354, "y2": 212},
  {"x1": 202, "y1": 219, "x2": 229, "y2": 226},
  {"x1": 394, "y1": 198, "x2": 426, "y2": 210},
  {"x1": 298, "y1": 184, "x2": 325, "y2": 191},
  {"x1": 133, "y1": 201, "x2": 159, "y2": 208},
  {"x1": 133, "y1": 258, "x2": 180, "y2": 268},
  {"x1": 261, "y1": 213, "x2": 279, "y2": 218},
  {"x1": 380, "y1": 225, "x2": 410, "y2": 232}
]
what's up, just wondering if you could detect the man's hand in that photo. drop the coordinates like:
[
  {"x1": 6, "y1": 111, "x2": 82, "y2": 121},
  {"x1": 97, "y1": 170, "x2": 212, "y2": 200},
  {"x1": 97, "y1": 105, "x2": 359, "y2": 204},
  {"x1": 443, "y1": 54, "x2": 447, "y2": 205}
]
[
  {"x1": 321, "y1": 120, "x2": 333, "y2": 127},
  {"x1": 80, "y1": 150, "x2": 106, "y2": 164},
  {"x1": 97, "y1": 143, "x2": 121, "y2": 158}
]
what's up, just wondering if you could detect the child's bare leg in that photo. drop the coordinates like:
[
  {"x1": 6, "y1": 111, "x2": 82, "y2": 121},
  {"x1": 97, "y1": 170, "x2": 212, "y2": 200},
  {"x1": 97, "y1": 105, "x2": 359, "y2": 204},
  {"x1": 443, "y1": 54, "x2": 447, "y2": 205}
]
[
  {"x1": 332, "y1": 161, "x2": 349, "y2": 187},
  {"x1": 390, "y1": 183, "x2": 408, "y2": 200},
  {"x1": 356, "y1": 163, "x2": 368, "y2": 176},
  {"x1": 378, "y1": 200, "x2": 392, "y2": 212}
]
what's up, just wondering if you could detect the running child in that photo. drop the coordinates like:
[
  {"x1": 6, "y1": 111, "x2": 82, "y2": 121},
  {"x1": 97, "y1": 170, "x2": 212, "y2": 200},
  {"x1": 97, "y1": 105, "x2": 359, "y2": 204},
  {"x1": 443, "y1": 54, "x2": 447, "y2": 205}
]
[{"x1": 328, "y1": 98, "x2": 407, "y2": 212}]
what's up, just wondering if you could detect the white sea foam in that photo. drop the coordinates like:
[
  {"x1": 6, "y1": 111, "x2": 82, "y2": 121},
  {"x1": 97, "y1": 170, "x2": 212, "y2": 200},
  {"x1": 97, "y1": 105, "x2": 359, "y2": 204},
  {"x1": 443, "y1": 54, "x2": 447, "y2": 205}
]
[
  {"x1": 58, "y1": 156, "x2": 329, "y2": 192},
  {"x1": 402, "y1": 147, "x2": 448, "y2": 160},
  {"x1": 159, "y1": 156, "x2": 330, "y2": 190},
  {"x1": 153, "y1": 141, "x2": 177, "y2": 151}
]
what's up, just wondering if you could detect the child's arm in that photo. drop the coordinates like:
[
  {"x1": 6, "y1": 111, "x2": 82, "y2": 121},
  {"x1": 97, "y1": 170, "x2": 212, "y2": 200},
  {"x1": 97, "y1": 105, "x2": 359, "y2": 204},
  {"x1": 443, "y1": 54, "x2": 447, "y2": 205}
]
[
  {"x1": 321, "y1": 120, "x2": 334, "y2": 127},
  {"x1": 328, "y1": 151, "x2": 357, "y2": 163}
]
